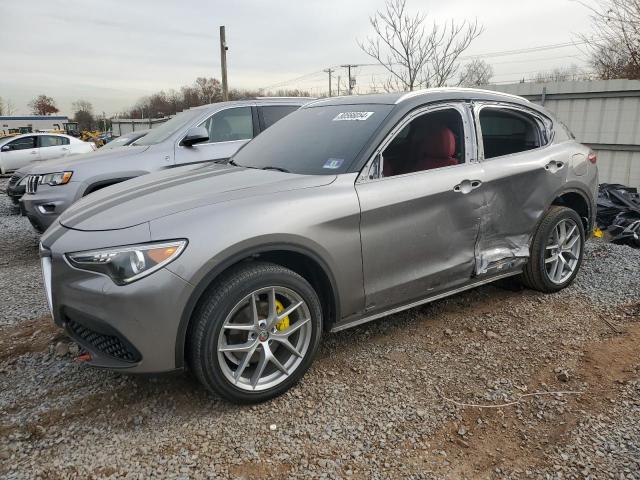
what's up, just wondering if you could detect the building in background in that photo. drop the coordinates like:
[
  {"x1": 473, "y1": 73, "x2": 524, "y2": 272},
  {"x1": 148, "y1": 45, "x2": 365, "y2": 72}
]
[
  {"x1": 487, "y1": 79, "x2": 640, "y2": 187},
  {"x1": 0, "y1": 115, "x2": 70, "y2": 135}
]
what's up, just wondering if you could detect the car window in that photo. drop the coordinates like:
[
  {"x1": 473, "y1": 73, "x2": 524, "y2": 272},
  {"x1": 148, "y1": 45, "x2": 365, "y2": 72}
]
[
  {"x1": 40, "y1": 135, "x2": 68, "y2": 147},
  {"x1": 6, "y1": 136, "x2": 36, "y2": 150},
  {"x1": 382, "y1": 108, "x2": 465, "y2": 178},
  {"x1": 231, "y1": 104, "x2": 394, "y2": 175},
  {"x1": 479, "y1": 108, "x2": 543, "y2": 159},
  {"x1": 200, "y1": 107, "x2": 254, "y2": 143},
  {"x1": 260, "y1": 105, "x2": 299, "y2": 129}
]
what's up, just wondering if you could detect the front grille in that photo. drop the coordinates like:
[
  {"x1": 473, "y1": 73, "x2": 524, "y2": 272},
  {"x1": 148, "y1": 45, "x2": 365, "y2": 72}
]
[
  {"x1": 8, "y1": 173, "x2": 21, "y2": 187},
  {"x1": 25, "y1": 175, "x2": 41, "y2": 194},
  {"x1": 67, "y1": 319, "x2": 141, "y2": 362}
]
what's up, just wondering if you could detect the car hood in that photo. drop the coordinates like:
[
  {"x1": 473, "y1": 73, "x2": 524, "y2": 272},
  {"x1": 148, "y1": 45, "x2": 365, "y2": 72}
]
[
  {"x1": 58, "y1": 163, "x2": 337, "y2": 231},
  {"x1": 27, "y1": 145, "x2": 151, "y2": 174}
]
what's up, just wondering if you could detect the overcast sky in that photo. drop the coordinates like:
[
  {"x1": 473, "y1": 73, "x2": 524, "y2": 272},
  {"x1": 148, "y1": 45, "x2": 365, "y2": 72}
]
[{"x1": 0, "y1": 0, "x2": 597, "y2": 116}]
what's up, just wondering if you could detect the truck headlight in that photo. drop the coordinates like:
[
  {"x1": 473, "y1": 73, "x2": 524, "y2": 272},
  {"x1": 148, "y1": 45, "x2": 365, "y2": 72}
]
[
  {"x1": 40, "y1": 171, "x2": 73, "y2": 186},
  {"x1": 66, "y1": 240, "x2": 187, "y2": 285}
]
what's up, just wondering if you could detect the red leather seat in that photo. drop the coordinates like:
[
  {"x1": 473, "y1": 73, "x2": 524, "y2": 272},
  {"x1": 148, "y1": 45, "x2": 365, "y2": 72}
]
[{"x1": 413, "y1": 127, "x2": 458, "y2": 171}]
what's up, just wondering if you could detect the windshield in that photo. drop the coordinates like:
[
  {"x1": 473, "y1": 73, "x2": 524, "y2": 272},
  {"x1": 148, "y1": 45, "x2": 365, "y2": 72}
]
[
  {"x1": 231, "y1": 104, "x2": 393, "y2": 175},
  {"x1": 134, "y1": 109, "x2": 205, "y2": 146}
]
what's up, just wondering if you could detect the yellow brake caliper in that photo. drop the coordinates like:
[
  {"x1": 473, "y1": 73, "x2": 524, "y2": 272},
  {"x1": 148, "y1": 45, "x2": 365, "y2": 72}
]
[{"x1": 275, "y1": 300, "x2": 290, "y2": 331}]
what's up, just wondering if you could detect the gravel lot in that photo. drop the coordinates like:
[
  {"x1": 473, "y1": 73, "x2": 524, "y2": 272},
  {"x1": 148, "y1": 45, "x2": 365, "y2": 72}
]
[{"x1": 0, "y1": 176, "x2": 639, "y2": 479}]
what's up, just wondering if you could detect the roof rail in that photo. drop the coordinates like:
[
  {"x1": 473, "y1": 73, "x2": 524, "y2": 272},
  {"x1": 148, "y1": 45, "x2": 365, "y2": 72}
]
[{"x1": 395, "y1": 87, "x2": 530, "y2": 104}]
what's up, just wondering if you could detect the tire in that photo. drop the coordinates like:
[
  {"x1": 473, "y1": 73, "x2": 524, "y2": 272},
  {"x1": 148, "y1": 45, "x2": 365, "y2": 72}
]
[
  {"x1": 522, "y1": 206, "x2": 585, "y2": 293},
  {"x1": 188, "y1": 261, "x2": 323, "y2": 403}
]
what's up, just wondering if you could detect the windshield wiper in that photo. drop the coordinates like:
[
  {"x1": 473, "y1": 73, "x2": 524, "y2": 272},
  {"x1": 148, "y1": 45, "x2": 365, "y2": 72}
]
[{"x1": 262, "y1": 166, "x2": 290, "y2": 173}]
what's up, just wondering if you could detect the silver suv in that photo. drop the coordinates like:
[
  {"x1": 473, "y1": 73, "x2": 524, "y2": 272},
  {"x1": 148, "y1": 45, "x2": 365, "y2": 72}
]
[
  {"x1": 19, "y1": 99, "x2": 308, "y2": 232},
  {"x1": 40, "y1": 88, "x2": 597, "y2": 403}
]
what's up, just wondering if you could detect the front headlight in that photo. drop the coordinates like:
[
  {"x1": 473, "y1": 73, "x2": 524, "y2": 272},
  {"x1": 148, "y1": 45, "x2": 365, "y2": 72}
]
[
  {"x1": 66, "y1": 240, "x2": 187, "y2": 285},
  {"x1": 18, "y1": 175, "x2": 29, "y2": 186},
  {"x1": 40, "y1": 171, "x2": 73, "y2": 186}
]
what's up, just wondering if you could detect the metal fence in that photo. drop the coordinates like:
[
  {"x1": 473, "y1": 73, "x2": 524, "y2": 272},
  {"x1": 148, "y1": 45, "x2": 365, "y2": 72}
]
[
  {"x1": 487, "y1": 79, "x2": 640, "y2": 187},
  {"x1": 111, "y1": 117, "x2": 170, "y2": 136}
]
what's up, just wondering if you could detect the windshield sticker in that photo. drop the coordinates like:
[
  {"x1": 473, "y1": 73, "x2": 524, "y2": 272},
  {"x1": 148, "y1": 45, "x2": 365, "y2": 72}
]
[
  {"x1": 332, "y1": 112, "x2": 374, "y2": 121},
  {"x1": 323, "y1": 158, "x2": 344, "y2": 169}
]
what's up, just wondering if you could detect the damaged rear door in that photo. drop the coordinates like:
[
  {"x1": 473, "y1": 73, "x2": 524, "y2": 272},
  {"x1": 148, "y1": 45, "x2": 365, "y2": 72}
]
[{"x1": 473, "y1": 103, "x2": 568, "y2": 275}]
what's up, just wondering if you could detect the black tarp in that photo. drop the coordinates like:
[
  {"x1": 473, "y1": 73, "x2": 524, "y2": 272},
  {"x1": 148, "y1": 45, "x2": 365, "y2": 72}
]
[{"x1": 597, "y1": 183, "x2": 640, "y2": 248}]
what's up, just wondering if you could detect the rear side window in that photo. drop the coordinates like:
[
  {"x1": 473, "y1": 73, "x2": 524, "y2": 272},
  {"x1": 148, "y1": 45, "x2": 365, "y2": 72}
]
[
  {"x1": 259, "y1": 105, "x2": 299, "y2": 129},
  {"x1": 40, "y1": 135, "x2": 69, "y2": 147},
  {"x1": 479, "y1": 108, "x2": 544, "y2": 159},
  {"x1": 200, "y1": 107, "x2": 254, "y2": 143}
]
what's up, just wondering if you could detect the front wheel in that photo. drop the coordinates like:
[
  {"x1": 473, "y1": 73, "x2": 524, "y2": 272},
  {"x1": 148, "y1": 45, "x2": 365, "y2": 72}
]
[
  {"x1": 522, "y1": 206, "x2": 585, "y2": 293},
  {"x1": 188, "y1": 262, "x2": 323, "y2": 403}
]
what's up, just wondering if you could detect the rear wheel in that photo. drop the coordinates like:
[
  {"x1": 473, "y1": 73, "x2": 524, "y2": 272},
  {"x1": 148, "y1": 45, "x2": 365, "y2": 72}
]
[
  {"x1": 188, "y1": 262, "x2": 322, "y2": 403},
  {"x1": 522, "y1": 206, "x2": 585, "y2": 293}
]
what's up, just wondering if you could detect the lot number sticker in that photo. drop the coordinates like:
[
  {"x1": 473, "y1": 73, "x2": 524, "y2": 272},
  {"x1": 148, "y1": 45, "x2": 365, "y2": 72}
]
[{"x1": 332, "y1": 112, "x2": 374, "y2": 121}]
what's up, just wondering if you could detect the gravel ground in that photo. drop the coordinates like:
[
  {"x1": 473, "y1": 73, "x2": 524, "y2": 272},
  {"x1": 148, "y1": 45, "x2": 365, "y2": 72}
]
[{"x1": 0, "y1": 176, "x2": 639, "y2": 479}]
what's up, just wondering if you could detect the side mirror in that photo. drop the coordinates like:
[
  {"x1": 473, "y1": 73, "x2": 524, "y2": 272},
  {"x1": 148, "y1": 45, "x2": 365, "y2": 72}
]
[
  {"x1": 1, "y1": 145, "x2": 10, "y2": 152},
  {"x1": 181, "y1": 127, "x2": 209, "y2": 147}
]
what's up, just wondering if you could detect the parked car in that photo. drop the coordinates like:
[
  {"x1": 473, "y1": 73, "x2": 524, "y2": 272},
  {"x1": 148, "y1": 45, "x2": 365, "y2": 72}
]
[
  {"x1": 5, "y1": 131, "x2": 149, "y2": 204},
  {"x1": 20, "y1": 99, "x2": 308, "y2": 232},
  {"x1": 0, "y1": 133, "x2": 95, "y2": 175},
  {"x1": 40, "y1": 88, "x2": 597, "y2": 403},
  {"x1": 99, "y1": 130, "x2": 149, "y2": 149}
]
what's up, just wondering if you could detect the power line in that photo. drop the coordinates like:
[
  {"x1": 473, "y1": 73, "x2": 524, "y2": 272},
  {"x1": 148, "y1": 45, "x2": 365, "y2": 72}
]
[{"x1": 261, "y1": 40, "x2": 589, "y2": 91}]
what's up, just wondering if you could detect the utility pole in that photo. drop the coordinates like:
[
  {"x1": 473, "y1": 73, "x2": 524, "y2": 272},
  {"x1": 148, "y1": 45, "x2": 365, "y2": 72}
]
[
  {"x1": 341, "y1": 64, "x2": 358, "y2": 95},
  {"x1": 337, "y1": 76, "x2": 341, "y2": 96},
  {"x1": 220, "y1": 26, "x2": 229, "y2": 101},
  {"x1": 323, "y1": 68, "x2": 335, "y2": 97}
]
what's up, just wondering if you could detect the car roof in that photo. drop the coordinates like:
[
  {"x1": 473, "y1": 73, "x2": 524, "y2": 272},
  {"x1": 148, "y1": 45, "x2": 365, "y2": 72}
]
[
  {"x1": 189, "y1": 97, "x2": 315, "y2": 112},
  {"x1": 303, "y1": 87, "x2": 533, "y2": 109},
  {"x1": 1, "y1": 132, "x2": 73, "y2": 140}
]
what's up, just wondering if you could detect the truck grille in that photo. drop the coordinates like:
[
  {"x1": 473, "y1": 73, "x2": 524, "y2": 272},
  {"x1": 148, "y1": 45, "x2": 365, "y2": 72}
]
[
  {"x1": 25, "y1": 175, "x2": 41, "y2": 194},
  {"x1": 67, "y1": 319, "x2": 141, "y2": 363}
]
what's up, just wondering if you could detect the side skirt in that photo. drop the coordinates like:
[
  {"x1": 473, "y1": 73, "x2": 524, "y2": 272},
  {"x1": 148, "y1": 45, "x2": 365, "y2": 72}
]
[{"x1": 330, "y1": 270, "x2": 521, "y2": 333}]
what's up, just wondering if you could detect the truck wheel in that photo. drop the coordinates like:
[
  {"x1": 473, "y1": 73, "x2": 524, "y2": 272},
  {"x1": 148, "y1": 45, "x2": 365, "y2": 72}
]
[
  {"x1": 188, "y1": 262, "x2": 322, "y2": 403},
  {"x1": 522, "y1": 206, "x2": 585, "y2": 293}
]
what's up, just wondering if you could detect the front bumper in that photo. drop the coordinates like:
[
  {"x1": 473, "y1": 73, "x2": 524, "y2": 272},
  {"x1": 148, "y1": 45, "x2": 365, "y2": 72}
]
[
  {"x1": 6, "y1": 184, "x2": 25, "y2": 204},
  {"x1": 19, "y1": 184, "x2": 77, "y2": 232},
  {"x1": 41, "y1": 224, "x2": 195, "y2": 373},
  {"x1": 5, "y1": 174, "x2": 26, "y2": 204}
]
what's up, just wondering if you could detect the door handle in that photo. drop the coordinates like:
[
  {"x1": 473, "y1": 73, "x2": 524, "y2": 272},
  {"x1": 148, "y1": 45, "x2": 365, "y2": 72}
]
[
  {"x1": 453, "y1": 179, "x2": 482, "y2": 194},
  {"x1": 30, "y1": 151, "x2": 38, "y2": 155},
  {"x1": 545, "y1": 160, "x2": 565, "y2": 173}
]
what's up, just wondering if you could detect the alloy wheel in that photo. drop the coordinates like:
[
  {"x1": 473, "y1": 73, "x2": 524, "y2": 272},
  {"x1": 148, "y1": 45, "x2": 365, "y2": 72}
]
[
  {"x1": 544, "y1": 218, "x2": 582, "y2": 284},
  {"x1": 217, "y1": 286, "x2": 312, "y2": 391}
]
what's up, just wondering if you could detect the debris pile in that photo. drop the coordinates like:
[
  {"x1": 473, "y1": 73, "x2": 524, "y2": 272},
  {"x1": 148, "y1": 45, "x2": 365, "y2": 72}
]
[{"x1": 596, "y1": 183, "x2": 640, "y2": 248}]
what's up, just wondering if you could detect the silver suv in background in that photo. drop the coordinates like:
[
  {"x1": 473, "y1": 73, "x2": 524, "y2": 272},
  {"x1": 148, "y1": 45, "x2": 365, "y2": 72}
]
[
  {"x1": 40, "y1": 89, "x2": 597, "y2": 403},
  {"x1": 5, "y1": 130, "x2": 149, "y2": 204},
  {"x1": 20, "y1": 99, "x2": 309, "y2": 232}
]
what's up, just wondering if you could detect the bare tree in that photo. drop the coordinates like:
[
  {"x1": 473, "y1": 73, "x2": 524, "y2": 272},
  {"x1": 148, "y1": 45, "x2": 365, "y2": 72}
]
[
  {"x1": 534, "y1": 64, "x2": 589, "y2": 83},
  {"x1": 0, "y1": 97, "x2": 4, "y2": 116},
  {"x1": 358, "y1": 0, "x2": 483, "y2": 91},
  {"x1": 578, "y1": 0, "x2": 640, "y2": 79},
  {"x1": 458, "y1": 59, "x2": 494, "y2": 86},
  {"x1": 4, "y1": 99, "x2": 15, "y2": 116},
  {"x1": 29, "y1": 95, "x2": 59, "y2": 115},
  {"x1": 195, "y1": 77, "x2": 222, "y2": 104},
  {"x1": 72, "y1": 100, "x2": 95, "y2": 131}
]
